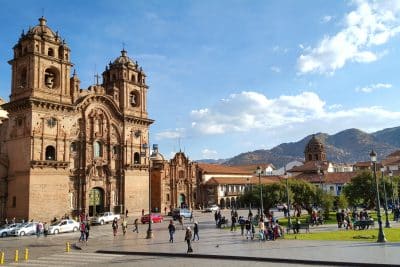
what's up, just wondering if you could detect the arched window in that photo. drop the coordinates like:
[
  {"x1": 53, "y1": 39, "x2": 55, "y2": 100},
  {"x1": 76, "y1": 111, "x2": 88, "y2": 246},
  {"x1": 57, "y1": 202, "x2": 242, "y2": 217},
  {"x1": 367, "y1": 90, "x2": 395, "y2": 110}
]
[
  {"x1": 131, "y1": 75, "x2": 136, "y2": 82},
  {"x1": 20, "y1": 68, "x2": 27, "y2": 87},
  {"x1": 48, "y1": 48, "x2": 54, "y2": 56},
  {"x1": 166, "y1": 194, "x2": 170, "y2": 201},
  {"x1": 70, "y1": 142, "x2": 77, "y2": 152},
  {"x1": 134, "y1": 152, "x2": 140, "y2": 164},
  {"x1": 113, "y1": 145, "x2": 119, "y2": 155},
  {"x1": 45, "y1": 146, "x2": 56, "y2": 160},
  {"x1": 94, "y1": 141, "x2": 102, "y2": 157},
  {"x1": 130, "y1": 91, "x2": 139, "y2": 107}
]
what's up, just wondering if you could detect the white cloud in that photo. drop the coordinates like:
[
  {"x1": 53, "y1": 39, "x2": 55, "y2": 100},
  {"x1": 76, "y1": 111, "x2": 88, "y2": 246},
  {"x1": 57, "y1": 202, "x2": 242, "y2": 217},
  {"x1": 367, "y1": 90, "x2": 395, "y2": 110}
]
[
  {"x1": 201, "y1": 148, "x2": 218, "y2": 159},
  {"x1": 298, "y1": 0, "x2": 400, "y2": 74},
  {"x1": 321, "y1": 15, "x2": 333, "y2": 23},
  {"x1": 190, "y1": 90, "x2": 400, "y2": 136},
  {"x1": 272, "y1": 46, "x2": 288, "y2": 54},
  {"x1": 356, "y1": 82, "x2": 392, "y2": 93},
  {"x1": 270, "y1": 66, "x2": 281, "y2": 73},
  {"x1": 155, "y1": 128, "x2": 185, "y2": 140}
]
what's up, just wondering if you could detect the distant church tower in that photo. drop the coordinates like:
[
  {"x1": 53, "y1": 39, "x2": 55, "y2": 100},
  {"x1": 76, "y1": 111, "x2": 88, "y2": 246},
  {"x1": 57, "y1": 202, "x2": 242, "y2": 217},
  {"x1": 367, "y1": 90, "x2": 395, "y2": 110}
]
[{"x1": 304, "y1": 135, "x2": 326, "y2": 162}]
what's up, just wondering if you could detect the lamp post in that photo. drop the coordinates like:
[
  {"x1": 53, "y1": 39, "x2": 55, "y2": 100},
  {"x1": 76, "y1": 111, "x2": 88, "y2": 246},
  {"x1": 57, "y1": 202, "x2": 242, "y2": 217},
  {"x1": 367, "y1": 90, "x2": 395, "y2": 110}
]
[
  {"x1": 285, "y1": 170, "x2": 291, "y2": 229},
  {"x1": 389, "y1": 170, "x2": 396, "y2": 209},
  {"x1": 381, "y1": 167, "x2": 391, "y2": 228},
  {"x1": 142, "y1": 143, "x2": 153, "y2": 239},
  {"x1": 256, "y1": 166, "x2": 263, "y2": 217},
  {"x1": 370, "y1": 150, "x2": 386, "y2": 243}
]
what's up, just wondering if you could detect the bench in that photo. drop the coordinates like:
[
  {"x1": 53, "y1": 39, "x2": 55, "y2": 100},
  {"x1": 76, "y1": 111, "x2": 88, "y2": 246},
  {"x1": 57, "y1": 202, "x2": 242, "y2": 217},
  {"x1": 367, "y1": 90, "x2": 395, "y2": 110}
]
[
  {"x1": 286, "y1": 223, "x2": 310, "y2": 234},
  {"x1": 353, "y1": 220, "x2": 374, "y2": 230}
]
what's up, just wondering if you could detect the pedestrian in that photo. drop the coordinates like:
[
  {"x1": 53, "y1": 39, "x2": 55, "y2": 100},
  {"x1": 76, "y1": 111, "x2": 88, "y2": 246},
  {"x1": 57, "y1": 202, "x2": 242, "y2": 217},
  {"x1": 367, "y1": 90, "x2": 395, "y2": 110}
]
[
  {"x1": 84, "y1": 221, "x2": 90, "y2": 245},
  {"x1": 230, "y1": 214, "x2": 237, "y2": 231},
  {"x1": 133, "y1": 218, "x2": 139, "y2": 233},
  {"x1": 214, "y1": 210, "x2": 218, "y2": 226},
  {"x1": 168, "y1": 220, "x2": 175, "y2": 243},
  {"x1": 79, "y1": 221, "x2": 86, "y2": 242},
  {"x1": 43, "y1": 222, "x2": 49, "y2": 237},
  {"x1": 164, "y1": 206, "x2": 167, "y2": 215},
  {"x1": 36, "y1": 221, "x2": 42, "y2": 238},
  {"x1": 245, "y1": 219, "x2": 251, "y2": 239},
  {"x1": 184, "y1": 226, "x2": 193, "y2": 253},
  {"x1": 121, "y1": 217, "x2": 127, "y2": 235},
  {"x1": 125, "y1": 209, "x2": 129, "y2": 217},
  {"x1": 4, "y1": 218, "x2": 8, "y2": 225},
  {"x1": 190, "y1": 211, "x2": 193, "y2": 222},
  {"x1": 178, "y1": 215, "x2": 184, "y2": 230},
  {"x1": 192, "y1": 221, "x2": 199, "y2": 241},
  {"x1": 239, "y1": 216, "x2": 245, "y2": 236},
  {"x1": 112, "y1": 217, "x2": 118, "y2": 236},
  {"x1": 142, "y1": 209, "x2": 145, "y2": 216}
]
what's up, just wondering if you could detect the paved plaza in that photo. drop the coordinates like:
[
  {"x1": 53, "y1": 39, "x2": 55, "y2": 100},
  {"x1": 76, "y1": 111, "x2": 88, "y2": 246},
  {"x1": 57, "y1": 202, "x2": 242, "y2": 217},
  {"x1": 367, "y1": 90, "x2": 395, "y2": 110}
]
[{"x1": 1, "y1": 210, "x2": 400, "y2": 266}]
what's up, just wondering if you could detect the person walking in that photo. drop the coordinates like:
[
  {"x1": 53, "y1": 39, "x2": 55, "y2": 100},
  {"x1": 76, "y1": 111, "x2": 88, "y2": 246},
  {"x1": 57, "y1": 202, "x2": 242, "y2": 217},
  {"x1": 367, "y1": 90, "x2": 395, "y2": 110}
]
[
  {"x1": 132, "y1": 218, "x2": 139, "y2": 233},
  {"x1": 112, "y1": 217, "x2": 118, "y2": 236},
  {"x1": 178, "y1": 215, "x2": 184, "y2": 230},
  {"x1": 121, "y1": 217, "x2": 127, "y2": 235},
  {"x1": 192, "y1": 221, "x2": 199, "y2": 241},
  {"x1": 185, "y1": 226, "x2": 193, "y2": 253},
  {"x1": 79, "y1": 221, "x2": 86, "y2": 242},
  {"x1": 239, "y1": 216, "x2": 245, "y2": 236},
  {"x1": 168, "y1": 220, "x2": 176, "y2": 243},
  {"x1": 43, "y1": 222, "x2": 49, "y2": 237},
  {"x1": 230, "y1": 214, "x2": 237, "y2": 231},
  {"x1": 84, "y1": 221, "x2": 90, "y2": 245}
]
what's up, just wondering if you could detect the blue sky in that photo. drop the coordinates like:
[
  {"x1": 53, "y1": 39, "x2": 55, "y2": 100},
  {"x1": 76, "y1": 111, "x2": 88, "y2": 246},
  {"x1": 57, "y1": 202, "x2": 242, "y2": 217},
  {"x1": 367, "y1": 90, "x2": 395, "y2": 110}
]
[{"x1": 1, "y1": 0, "x2": 400, "y2": 160}]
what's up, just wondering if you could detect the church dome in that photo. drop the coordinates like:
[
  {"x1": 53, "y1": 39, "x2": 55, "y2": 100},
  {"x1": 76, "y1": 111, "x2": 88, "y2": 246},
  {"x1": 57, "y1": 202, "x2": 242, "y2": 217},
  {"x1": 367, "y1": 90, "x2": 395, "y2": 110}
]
[
  {"x1": 304, "y1": 135, "x2": 324, "y2": 153},
  {"x1": 112, "y1": 49, "x2": 136, "y2": 67},
  {"x1": 27, "y1": 17, "x2": 58, "y2": 40},
  {"x1": 151, "y1": 151, "x2": 165, "y2": 162}
]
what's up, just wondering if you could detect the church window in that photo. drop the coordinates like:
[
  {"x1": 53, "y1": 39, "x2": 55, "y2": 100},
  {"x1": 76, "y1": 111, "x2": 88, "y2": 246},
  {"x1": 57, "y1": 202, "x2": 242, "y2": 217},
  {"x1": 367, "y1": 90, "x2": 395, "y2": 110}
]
[
  {"x1": 17, "y1": 118, "x2": 23, "y2": 127},
  {"x1": 131, "y1": 75, "x2": 136, "y2": 82},
  {"x1": 134, "y1": 152, "x2": 140, "y2": 164},
  {"x1": 12, "y1": 196, "x2": 16, "y2": 208},
  {"x1": 113, "y1": 145, "x2": 119, "y2": 155},
  {"x1": 20, "y1": 68, "x2": 27, "y2": 87},
  {"x1": 36, "y1": 44, "x2": 39, "y2": 52},
  {"x1": 94, "y1": 141, "x2": 103, "y2": 157},
  {"x1": 48, "y1": 47, "x2": 54, "y2": 56},
  {"x1": 179, "y1": 170, "x2": 185, "y2": 179},
  {"x1": 130, "y1": 91, "x2": 139, "y2": 107},
  {"x1": 308, "y1": 154, "x2": 312, "y2": 161},
  {"x1": 315, "y1": 154, "x2": 319, "y2": 161},
  {"x1": 166, "y1": 194, "x2": 170, "y2": 201},
  {"x1": 44, "y1": 68, "x2": 59, "y2": 89},
  {"x1": 65, "y1": 53, "x2": 68, "y2": 60},
  {"x1": 45, "y1": 146, "x2": 56, "y2": 160},
  {"x1": 70, "y1": 142, "x2": 77, "y2": 152},
  {"x1": 193, "y1": 192, "x2": 196, "y2": 200}
]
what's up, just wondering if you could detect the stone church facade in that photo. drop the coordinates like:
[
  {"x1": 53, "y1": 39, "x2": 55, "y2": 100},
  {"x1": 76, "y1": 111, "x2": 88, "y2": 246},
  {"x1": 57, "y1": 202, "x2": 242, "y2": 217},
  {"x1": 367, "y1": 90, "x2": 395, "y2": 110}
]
[
  {"x1": 151, "y1": 150, "x2": 197, "y2": 212},
  {"x1": 0, "y1": 17, "x2": 153, "y2": 222}
]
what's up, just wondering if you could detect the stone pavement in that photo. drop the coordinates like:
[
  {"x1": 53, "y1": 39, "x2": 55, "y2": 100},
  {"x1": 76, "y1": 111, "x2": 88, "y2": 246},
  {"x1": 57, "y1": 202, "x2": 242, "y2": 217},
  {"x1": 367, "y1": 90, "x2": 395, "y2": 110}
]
[{"x1": 1, "y1": 210, "x2": 400, "y2": 266}]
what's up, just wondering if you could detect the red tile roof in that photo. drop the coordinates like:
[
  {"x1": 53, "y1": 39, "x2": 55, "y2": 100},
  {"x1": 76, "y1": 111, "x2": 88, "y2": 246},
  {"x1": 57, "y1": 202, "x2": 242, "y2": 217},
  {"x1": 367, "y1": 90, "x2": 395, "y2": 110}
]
[
  {"x1": 387, "y1": 150, "x2": 400, "y2": 158},
  {"x1": 288, "y1": 161, "x2": 329, "y2": 173},
  {"x1": 294, "y1": 172, "x2": 356, "y2": 184},
  {"x1": 232, "y1": 163, "x2": 276, "y2": 172},
  {"x1": 197, "y1": 163, "x2": 252, "y2": 175},
  {"x1": 205, "y1": 176, "x2": 280, "y2": 185}
]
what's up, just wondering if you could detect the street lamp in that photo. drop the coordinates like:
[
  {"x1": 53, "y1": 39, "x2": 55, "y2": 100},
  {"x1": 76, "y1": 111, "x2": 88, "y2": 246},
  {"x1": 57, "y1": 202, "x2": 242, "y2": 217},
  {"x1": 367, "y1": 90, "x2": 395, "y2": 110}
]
[
  {"x1": 284, "y1": 169, "x2": 291, "y2": 229},
  {"x1": 142, "y1": 143, "x2": 155, "y2": 239},
  {"x1": 380, "y1": 167, "x2": 391, "y2": 228},
  {"x1": 256, "y1": 166, "x2": 263, "y2": 217},
  {"x1": 370, "y1": 150, "x2": 386, "y2": 243},
  {"x1": 317, "y1": 164, "x2": 323, "y2": 191},
  {"x1": 389, "y1": 171, "x2": 396, "y2": 209}
]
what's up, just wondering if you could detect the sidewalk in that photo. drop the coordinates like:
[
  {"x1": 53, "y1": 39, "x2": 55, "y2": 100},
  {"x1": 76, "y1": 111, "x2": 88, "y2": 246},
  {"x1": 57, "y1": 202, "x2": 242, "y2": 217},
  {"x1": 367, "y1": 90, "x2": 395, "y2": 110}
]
[{"x1": 96, "y1": 217, "x2": 400, "y2": 266}]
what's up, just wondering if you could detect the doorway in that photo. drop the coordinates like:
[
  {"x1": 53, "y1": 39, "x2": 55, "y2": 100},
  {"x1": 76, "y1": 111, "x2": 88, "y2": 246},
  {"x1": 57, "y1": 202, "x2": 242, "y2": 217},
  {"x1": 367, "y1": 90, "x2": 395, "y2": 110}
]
[{"x1": 89, "y1": 187, "x2": 104, "y2": 216}]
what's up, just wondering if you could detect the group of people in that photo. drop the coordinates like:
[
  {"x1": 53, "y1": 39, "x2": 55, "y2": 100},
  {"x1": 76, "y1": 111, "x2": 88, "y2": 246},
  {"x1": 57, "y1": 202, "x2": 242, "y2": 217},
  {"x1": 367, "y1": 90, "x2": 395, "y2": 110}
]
[{"x1": 168, "y1": 219, "x2": 199, "y2": 253}]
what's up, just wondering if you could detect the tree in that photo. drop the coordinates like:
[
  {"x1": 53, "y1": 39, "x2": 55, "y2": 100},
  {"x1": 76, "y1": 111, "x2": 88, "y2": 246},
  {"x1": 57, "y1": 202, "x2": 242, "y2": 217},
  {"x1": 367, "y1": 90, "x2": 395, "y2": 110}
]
[
  {"x1": 336, "y1": 193, "x2": 348, "y2": 210},
  {"x1": 343, "y1": 171, "x2": 378, "y2": 209},
  {"x1": 320, "y1": 191, "x2": 334, "y2": 219},
  {"x1": 289, "y1": 179, "x2": 317, "y2": 215}
]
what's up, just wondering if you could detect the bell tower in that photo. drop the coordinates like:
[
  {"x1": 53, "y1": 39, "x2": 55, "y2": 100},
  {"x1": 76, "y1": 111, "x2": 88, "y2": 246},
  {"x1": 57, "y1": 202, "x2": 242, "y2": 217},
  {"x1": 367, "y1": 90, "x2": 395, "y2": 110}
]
[
  {"x1": 8, "y1": 17, "x2": 73, "y2": 104},
  {"x1": 102, "y1": 49, "x2": 148, "y2": 117}
]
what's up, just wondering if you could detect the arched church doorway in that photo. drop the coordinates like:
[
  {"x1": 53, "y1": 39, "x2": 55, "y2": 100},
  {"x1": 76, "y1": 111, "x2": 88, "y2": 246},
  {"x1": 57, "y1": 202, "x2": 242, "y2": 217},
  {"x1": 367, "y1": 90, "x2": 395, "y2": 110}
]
[
  {"x1": 89, "y1": 187, "x2": 104, "y2": 216},
  {"x1": 178, "y1": 194, "x2": 186, "y2": 208}
]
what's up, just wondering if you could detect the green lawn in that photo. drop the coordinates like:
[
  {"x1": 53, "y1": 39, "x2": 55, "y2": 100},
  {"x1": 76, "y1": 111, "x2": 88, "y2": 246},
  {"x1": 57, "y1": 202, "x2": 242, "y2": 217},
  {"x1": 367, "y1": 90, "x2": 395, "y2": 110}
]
[{"x1": 284, "y1": 228, "x2": 400, "y2": 242}]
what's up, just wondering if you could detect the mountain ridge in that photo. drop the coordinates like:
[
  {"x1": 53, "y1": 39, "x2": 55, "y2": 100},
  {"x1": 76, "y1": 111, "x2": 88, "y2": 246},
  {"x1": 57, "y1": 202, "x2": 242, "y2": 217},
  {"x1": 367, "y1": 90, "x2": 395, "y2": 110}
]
[{"x1": 209, "y1": 127, "x2": 400, "y2": 168}]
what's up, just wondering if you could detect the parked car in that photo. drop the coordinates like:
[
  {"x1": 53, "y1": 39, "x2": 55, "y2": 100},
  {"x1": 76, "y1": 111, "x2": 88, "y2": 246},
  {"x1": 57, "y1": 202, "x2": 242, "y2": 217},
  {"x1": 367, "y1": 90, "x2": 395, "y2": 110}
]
[
  {"x1": 48, "y1": 219, "x2": 80, "y2": 235},
  {"x1": 0, "y1": 223, "x2": 21, "y2": 237},
  {"x1": 141, "y1": 214, "x2": 163, "y2": 224},
  {"x1": 12, "y1": 222, "x2": 38, "y2": 236},
  {"x1": 172, "y1": 208, "x2": 192, "y2": 220},
  {"x1": 204, "y1": 205, "x2": 219, "y2": 212},
  {"x1": 91, "y1": 212, "x2": 121, "y2": 225}
]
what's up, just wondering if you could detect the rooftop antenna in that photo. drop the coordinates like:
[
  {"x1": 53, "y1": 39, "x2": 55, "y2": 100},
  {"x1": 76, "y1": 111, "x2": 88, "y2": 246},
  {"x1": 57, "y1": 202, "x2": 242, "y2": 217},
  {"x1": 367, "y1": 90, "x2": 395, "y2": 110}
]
[
  {"x1": 41, "y1": 8, "x2": 45, "y2": 18},
  {"x1": 178, "y1": 137, "x2": 181, "y2": 152},
  {"x1": 93, "y1": 64, "x2": 100, "y2": 85},
  {"x1": 122, "y1": 42, "x2": 126, "y2": 51}
]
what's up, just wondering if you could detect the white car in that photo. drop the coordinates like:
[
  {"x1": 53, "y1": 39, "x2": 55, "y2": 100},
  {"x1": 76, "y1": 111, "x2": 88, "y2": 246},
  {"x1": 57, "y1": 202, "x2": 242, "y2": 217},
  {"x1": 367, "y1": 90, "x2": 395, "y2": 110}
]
[
  {"x1": 12, "y1": 222, "x2": 38, "y2": 236},
  {"x1": 91, "y1": 212, "x2": 120, "y2": 225},
  {"x1": 205, "y1": 205, "x2": 220, "y2": 212},
  {"x1": 48, "y1": 219, "x2": 80, "y2": 235},
  {"x1": 0, "y1": 223, "x2": 21, "y2": 237}
]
